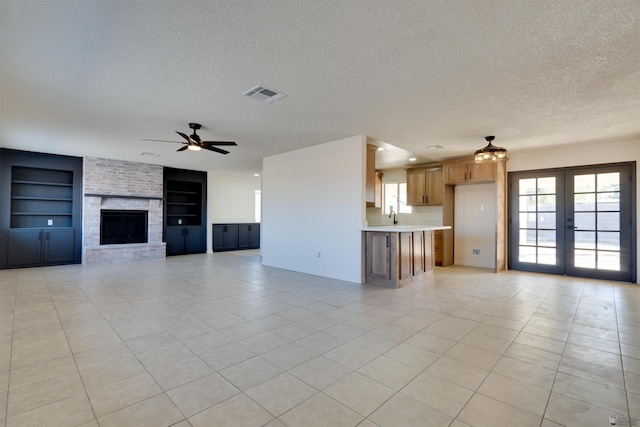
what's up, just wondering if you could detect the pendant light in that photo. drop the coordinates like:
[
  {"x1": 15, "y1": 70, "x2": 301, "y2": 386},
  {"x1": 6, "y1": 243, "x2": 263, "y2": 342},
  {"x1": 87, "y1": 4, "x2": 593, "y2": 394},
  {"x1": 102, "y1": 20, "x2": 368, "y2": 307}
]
[{"x1": 474, "y1": 135, "x2": 507, "y2": 163}]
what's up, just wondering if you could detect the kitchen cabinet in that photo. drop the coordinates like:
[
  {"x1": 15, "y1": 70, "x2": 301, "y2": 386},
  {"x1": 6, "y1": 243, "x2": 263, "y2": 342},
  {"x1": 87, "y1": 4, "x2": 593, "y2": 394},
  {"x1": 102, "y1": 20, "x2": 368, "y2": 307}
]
[
  {"x1": 164, "y1": 168, "x2": 207, "y2": 256},
  {"x1": 366, "y1": 144, "x2": 380, "y2": 207},
  {"x1": 444, "y1": 159, "x2": 495, "y2": 185},
  {"x1": 434, "y1": 230, "x2": 442, "y2": 266},
  {"x1": 363, "y1": 228, "x2": 439, "y2": 288},
  {"x1": 406, "y1": 166, "x2": 443, "y2": 206}
]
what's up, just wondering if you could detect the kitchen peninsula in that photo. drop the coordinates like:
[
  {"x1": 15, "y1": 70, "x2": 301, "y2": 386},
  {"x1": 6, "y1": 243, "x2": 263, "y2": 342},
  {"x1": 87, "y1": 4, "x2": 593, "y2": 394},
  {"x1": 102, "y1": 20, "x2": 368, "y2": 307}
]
[{"x1": 362, "y1": 225, "x2": 451, "y2": 288}]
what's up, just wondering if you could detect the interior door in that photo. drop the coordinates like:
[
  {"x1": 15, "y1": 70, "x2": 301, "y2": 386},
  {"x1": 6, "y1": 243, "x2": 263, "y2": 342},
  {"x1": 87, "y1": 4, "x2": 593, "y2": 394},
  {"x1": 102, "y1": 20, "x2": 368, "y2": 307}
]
[{"x1": 509, "y1": 163, "x2": 635, "y2": 282}]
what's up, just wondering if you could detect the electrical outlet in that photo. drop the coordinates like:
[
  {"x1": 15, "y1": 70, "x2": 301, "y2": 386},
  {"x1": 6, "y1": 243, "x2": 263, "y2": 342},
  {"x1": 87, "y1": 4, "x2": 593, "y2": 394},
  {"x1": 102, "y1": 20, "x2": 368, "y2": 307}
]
[
  {"x1": 47, "y1": 219, "x2": 53, "y2": 226},
  {"x1": 472, "y1": 249, "x2": 480, "y2": 255}
]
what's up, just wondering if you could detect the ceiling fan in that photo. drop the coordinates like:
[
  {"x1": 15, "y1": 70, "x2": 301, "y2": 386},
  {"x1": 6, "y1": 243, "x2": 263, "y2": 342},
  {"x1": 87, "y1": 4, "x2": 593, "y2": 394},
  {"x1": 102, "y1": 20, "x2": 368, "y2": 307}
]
[{"x1": 143, "y1": 123, "x2": 237, "y2": 154}]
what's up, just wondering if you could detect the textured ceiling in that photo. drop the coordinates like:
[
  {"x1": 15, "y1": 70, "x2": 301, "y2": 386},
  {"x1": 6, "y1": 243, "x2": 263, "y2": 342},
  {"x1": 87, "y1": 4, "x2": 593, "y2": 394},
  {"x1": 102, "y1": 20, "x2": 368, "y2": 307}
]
[{"x1": 1, "y1": 0, "x2": 640, "y2": 174}]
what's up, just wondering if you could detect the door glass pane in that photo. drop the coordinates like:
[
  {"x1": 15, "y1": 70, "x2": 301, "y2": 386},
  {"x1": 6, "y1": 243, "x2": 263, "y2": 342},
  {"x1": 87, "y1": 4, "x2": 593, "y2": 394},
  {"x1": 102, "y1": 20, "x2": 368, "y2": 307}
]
[
  {"x1": 519, "y1": 178, "x2": 537, "y2": 194},
  {"x1": 520, "y1": 213, "x2": 535, "y2": 228},
  {"x1": 538, "y1": 177, "x2": 556, "y2": 194},
  {"x1": 597, "y1": 212, "x2": 619, "y2": 231},
  {"x1": 598, "y1": 251, "x2": 620, "y2": 271},
  {"x1": 575, "y1": 174, "x2": 595, "y2": 193},
  {"x1": 538, "y1": 247, "x2": 556, "y2": 265},
  {"x1": 537, "y1": 212, "x2": 555, "y2": 228},
  {"x1": 575, "y1": 231, "x2": 595, "y2": 249},
  {"x1": 575, "y1": 249, "x2": 595, "y2": 268},
  {"x1": 519, "y1": 229, "x2": 536, "y2": 246},
  {"x1": 575, "y1": 193, "x2": 595, "y2": 211},
  {"x1": 598, "y1": 232, "x2": 620, "y2": 251},
  {"x1": 538, "y1": 230, "x2": 556, "y2": 247},
  {"x1": 519, "y1": 246, "x2": 536, "y2": 263},
  {"x1": 520, "y1": 195, "x2": 536, "y2": 211},
  {"x1": 575, "y1": 212, "x2": 595, "y2": 230},
  {"x1": 537, "y1": 194, "x2": 555, "y2": 211},
  {"x1": 597, "y1": 192, "x2": 619, "y2": 211},
  {"x1": 597, "y1": 173, "x2": 620, "y2": 192}
]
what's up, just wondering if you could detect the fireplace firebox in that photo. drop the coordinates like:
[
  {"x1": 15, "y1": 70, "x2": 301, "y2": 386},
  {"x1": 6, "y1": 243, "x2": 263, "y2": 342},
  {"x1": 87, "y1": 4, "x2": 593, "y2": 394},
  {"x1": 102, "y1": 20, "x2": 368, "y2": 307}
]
[{"x1": 100, "y1": 210, "x2": 148, "y2": 245}]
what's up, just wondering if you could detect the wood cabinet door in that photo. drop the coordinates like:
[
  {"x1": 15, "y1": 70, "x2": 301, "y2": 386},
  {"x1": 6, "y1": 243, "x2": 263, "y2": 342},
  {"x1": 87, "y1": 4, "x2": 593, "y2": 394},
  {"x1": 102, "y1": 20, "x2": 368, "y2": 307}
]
[
  {"x1": 426, "y1": 168, "x2": 444, "y2": 205},
  {"x1": 444, "y1": 163, "x2": 468, "y2": 185},
  {"x1": 468, "y1": 162, "x2": 495, "y2": 183},
  {"x1": 366, "y1": 232, "x2": 393, "y2": 285},
  {"x1": 412, "y1": 231, "x2": 425, "y2": 275},
  {"x1": 406, "y1": 169, "x2": 426, "y2": 206},
  {"x1": 398, "y1": 232, "x2": 413, "y2": 280},
  {"x1": 366, "y1": 144, "x2": 377, "y2": 206}
]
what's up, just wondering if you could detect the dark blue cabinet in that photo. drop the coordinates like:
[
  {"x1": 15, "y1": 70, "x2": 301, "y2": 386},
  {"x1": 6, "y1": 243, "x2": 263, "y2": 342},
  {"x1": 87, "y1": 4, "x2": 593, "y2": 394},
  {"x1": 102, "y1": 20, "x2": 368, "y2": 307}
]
[{"x1": 212, "y1": 223, "x2": 259, "y2": 252}]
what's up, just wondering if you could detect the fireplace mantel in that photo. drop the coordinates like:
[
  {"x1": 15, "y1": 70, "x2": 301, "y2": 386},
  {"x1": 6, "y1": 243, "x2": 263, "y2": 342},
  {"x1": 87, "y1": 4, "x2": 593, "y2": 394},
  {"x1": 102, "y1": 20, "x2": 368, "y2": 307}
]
[{"x1": 85, "y1": 193, "x2": 164, "y2": 200}]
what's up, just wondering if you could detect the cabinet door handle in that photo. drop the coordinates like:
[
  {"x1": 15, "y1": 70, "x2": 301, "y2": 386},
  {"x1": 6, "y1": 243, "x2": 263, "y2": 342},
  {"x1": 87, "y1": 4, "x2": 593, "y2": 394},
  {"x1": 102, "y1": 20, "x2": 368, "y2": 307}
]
[
  {"x1": 469, "y1": 172, "x2": 472, "y2": 180},
  {"x1": 45, "y1": 231, "x2": 49, "y2": 241},
  {"x1": 386, "y1": 236, "x2": 389, "y2": 247},
  {"x1": 425, "y1": 195, "x2": 428, "y2": 204},
  {"x1": 39, "y1": 230, "x2": 42, "y2": 241}
]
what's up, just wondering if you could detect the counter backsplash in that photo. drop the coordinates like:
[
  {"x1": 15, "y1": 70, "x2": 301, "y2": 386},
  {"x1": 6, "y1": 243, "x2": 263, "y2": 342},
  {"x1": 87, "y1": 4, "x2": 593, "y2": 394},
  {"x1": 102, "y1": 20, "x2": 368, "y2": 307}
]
[{"x1": 366, "y1": 205, "x2": 443, "y2": 226}]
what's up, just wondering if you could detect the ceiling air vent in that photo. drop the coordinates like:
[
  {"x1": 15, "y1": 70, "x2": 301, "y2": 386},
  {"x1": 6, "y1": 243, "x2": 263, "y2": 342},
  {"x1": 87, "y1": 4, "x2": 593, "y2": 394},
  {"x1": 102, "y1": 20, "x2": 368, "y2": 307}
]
[{"x1": 242, "y1": 85, "x2": 287, "y2": 104}]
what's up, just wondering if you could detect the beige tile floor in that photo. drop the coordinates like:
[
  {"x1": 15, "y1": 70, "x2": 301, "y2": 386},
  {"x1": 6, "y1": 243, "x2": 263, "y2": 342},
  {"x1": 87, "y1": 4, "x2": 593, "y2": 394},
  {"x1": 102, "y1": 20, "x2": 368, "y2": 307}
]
[{"x1": 0, "y1": 250, "x2": 638, "y2": 427}]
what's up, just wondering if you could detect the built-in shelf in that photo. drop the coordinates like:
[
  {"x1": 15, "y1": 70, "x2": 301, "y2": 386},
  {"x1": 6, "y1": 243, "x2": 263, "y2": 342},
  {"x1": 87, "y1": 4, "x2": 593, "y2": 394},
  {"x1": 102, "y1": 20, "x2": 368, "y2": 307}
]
[{"x1": 11, "y1": 166, "x2": 74, "y2": 229}]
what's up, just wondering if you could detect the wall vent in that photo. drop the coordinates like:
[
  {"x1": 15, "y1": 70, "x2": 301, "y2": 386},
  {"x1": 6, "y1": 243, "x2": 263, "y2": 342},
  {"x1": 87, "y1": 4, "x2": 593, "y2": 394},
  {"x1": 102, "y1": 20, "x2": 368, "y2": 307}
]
[{"x1": 242, "y1": 85, "x2": 287, "y2": 104}]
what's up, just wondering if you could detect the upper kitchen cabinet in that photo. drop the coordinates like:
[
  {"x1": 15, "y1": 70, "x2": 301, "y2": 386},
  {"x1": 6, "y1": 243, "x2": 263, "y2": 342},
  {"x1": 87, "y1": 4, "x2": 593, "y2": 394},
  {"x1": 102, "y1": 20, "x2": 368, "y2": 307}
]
[
  {"x1": 406, "y1": 166, "x2": 443, "y2": 206},
  {"x1": 443, "y1": 158, "x2": 495, "y2": 185},
  {"x1": 366, "y1": 144, "x2": 380, "y2": 207}
]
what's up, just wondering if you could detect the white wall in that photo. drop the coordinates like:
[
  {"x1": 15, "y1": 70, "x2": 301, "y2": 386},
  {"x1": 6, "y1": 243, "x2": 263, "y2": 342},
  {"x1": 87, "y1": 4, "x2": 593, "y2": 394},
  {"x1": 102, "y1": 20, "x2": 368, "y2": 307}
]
[
  {"x1": 261, "y1": 135, "x2": 366, "y2": 283},
  {"x1": 206, "y1": 173, "x2": 261, "y2": 252},
  {"x1": 454, "y1": 183, "x2": 497, "y2": 268},
  {"x1": 508, "y1": 137, "x2": 639, "y2": 283}
]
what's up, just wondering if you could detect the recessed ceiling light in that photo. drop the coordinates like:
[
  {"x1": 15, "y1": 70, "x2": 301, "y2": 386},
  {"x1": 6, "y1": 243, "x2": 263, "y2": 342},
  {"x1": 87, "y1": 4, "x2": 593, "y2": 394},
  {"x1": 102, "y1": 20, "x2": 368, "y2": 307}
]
[
  {"x1": 426, "y1": 145, "x2": 445, "y2": 150},
  {"x1": 408, "y1": 157, "x2": 417, "y2": 162},
  {"x1": 377, "y1": 147, "x2": 384, "y2": 151},
  {"x1": 138, "y1": 152, "x2": 161, "y2": 157},
  {"x1": 253, "y1": 173, "x2": 260, "y2": 177}
]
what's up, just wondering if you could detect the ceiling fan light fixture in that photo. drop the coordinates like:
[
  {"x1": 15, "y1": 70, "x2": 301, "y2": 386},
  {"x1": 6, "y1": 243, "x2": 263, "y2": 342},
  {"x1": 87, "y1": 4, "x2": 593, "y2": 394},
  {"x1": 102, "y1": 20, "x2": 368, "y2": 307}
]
[
  {"x1": 474, "y1": 136, "x2": 507, "y2": 163},
  {"x1": 187, "y1": 144, "x2": 201, "y2": 151}
]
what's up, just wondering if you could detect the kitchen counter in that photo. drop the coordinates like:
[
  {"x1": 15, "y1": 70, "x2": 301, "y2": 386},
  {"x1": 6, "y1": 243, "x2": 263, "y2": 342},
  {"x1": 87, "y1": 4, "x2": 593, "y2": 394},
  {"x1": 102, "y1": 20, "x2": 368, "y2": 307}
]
[
  {"x1": 361, "y1": 225, "x2": 451, "y2": 232},
  {"x1": 362, "y1": 225, "x2": 450, "y2": 288}
]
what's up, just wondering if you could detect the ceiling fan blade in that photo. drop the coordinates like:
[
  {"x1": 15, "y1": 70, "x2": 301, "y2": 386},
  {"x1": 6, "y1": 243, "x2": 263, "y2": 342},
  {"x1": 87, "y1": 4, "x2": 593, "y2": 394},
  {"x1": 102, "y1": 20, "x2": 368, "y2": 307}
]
[
  {"x1": 142, "y1": 139, "x2": 182, "y2": 144},
  {"x1": 202, "y1": 141, "x2": 238, "y2": 146},
  {"x1": 202, "y1": 145, "x2": 230, "y2": 155},
  {"x1": 175, "y1": 131, "x2": 191, "y2": 142},
  {"x1": 176, "y1": 145, "x2": 189, "y2": 152}
]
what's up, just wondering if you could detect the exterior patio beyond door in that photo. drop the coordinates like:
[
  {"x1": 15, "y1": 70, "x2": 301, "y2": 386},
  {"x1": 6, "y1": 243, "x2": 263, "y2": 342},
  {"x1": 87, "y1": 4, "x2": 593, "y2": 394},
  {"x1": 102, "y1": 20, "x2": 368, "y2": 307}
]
[{"x1": 509, "y1": 163, "x2": 635, "y2": 282}]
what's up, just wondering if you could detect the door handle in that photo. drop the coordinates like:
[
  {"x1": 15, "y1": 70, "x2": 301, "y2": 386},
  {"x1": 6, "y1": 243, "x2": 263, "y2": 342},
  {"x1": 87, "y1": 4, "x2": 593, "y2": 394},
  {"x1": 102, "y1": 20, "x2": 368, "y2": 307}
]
[{"x1": 567, "y1": 226, "x2": 578, "y2": 229}]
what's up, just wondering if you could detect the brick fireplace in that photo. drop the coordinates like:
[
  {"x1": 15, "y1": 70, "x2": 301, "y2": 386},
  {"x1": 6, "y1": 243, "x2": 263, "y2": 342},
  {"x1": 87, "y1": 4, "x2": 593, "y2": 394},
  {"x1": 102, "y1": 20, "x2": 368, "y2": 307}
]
[{"x1": 82, "y1": 157, "x2": 166, "y2": 265}]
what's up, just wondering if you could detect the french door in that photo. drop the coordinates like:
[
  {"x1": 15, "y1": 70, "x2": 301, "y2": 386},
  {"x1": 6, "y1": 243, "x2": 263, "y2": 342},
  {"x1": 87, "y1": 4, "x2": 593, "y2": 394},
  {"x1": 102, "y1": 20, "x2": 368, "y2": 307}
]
[{"x1": 509, "y1": 163, "x2": 636, "y2": 282}]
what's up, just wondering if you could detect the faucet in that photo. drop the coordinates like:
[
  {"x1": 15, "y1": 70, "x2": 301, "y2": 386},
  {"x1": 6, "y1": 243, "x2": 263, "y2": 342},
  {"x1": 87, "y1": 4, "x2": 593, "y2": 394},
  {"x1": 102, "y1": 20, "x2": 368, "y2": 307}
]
[{"x1": 389, "y1": 208, "x2": 398, "y2": 225}]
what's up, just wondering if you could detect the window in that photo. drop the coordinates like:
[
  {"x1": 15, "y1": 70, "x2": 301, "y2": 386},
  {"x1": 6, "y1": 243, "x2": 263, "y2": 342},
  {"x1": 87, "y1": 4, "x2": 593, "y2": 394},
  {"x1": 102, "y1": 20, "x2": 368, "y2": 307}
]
[{"x1": 383, "y1": 182, "x2": 412, "y2": 214}]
